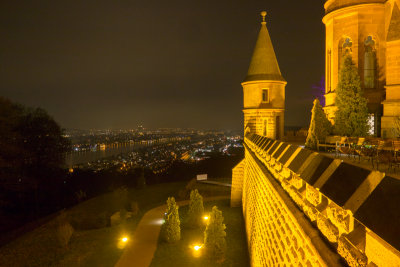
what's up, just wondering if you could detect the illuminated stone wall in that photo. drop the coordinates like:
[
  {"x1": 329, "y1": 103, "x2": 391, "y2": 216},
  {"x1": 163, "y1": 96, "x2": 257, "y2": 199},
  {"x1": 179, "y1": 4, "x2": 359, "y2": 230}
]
[
  {"x1": 242, "y1": 80, "x2": 285, "y2": 140},
  {"x1": 231, "y1": 159, "x2": 245, "y2": 207},
  {"x1": 242, "y1": 148, "x2": 334, "y2": 266},
  {"x1": 233, "y1": 133, "x2": 400, "y2": 266},
  {"x1": 381, "y1": 1, "x2": 400, "y2": 137}
]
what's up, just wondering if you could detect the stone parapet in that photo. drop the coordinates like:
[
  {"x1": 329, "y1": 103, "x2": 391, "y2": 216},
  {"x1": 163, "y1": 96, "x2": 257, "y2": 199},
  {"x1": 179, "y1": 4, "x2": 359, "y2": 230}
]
[
  {"x1": 231, "y1": 159, "x2": 245, "y2": 207},
  {"x1": 238, "y1": 133, "x2": 400, "y2": 266}
]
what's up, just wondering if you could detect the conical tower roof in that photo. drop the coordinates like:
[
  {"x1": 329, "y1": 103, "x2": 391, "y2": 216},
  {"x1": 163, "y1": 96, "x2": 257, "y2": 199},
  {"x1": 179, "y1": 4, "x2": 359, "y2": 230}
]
[{"x1": 244, "y1": 11, "x2": 285, "y2": 82}]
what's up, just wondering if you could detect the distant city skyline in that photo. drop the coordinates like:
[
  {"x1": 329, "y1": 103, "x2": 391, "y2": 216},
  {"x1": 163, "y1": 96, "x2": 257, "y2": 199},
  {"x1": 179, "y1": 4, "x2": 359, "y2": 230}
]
[{"x1": 0, "y1": 1, "x2": 325, "y2": 130}]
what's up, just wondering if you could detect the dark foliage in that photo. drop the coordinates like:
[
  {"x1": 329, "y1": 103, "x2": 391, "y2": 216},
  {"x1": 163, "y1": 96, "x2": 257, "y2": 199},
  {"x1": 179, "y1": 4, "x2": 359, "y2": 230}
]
[{"x1": 0, "y1": 97, "x2": 70, "y2": 231}]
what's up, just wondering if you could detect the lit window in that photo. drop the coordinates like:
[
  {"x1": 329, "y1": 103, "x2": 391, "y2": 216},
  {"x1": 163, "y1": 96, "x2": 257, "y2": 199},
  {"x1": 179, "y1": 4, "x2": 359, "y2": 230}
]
[
  {"x1": 262, "y1": 89, "x2": 269, "y2": 102},
  {"x1": 368, "y1": 114, "x2": 375, "y2": 135}
]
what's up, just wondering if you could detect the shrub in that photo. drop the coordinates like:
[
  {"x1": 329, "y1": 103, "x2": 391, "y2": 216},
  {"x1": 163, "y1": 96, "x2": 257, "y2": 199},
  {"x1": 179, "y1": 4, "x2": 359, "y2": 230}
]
[
  {"x1": 305, "y1": 98, "x2": 332, "y2": 150},
  {"x1": 178, "y1": 179, "x2": 197, "y2": 199},
  {"x1": 112, "y1": 187, "x2": 128, "y2": 210},
  {"x1": 130, "y1": 201, "x2": 139, "y2": 216},
  {"x1": 204, "y1": 206, "x2": 226, "y2": 262},
  {"x1": 57, "y1": 222, "x2": 74, "y2": 249},
  {"x1": 120, "y1": 208, "x2": 127, "y2": 221},
  {"x1": 161, "y1": 197, "x2": 180, "y2": 243},
  {"x1": 187, "y1": 189, "x2": 204, "y2": 228},
  {"x1": 75, "y1": 190, "x2": 86, "y2": 202},
  {"x1": 70, "y1": 212, "x2": 108, "y2": 230}
]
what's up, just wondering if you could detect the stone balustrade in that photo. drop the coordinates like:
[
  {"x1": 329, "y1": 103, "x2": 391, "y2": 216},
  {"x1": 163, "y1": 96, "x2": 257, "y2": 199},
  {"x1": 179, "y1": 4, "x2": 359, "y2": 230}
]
[{"x1": 232, "y1": 133, "x2": 400, "y2": 266}]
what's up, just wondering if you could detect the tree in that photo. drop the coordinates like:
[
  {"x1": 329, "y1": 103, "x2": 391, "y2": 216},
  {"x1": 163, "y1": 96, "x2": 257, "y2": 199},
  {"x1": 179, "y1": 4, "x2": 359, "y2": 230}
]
[
  {"x1": 161, "y1": 197, "x2": 181, "y2": 243},
  {"x1": 204, "y1": 206, "x2": 226, "y2": 261},
  {"x1": 187, "y1": 189, "x2": 204, "y2": 228},
  {"x1": 17, "y1": 107, "x2": 70, "y2": 170},
  {"x1": 0, "y1": 97, "x2": 70, "y2": 216},
  {"x1": 305, "y1": 98, "x2": 332, "y2": 149},
  {"x1": 334, "y1": 54, "x2": 369, "y2": 136}
]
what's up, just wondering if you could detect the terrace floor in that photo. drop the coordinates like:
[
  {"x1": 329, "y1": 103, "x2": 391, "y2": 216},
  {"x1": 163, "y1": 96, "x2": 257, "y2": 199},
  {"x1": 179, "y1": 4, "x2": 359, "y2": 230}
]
[{"x1": 313, "y1": 148, "x2": 400, "y2": 180}]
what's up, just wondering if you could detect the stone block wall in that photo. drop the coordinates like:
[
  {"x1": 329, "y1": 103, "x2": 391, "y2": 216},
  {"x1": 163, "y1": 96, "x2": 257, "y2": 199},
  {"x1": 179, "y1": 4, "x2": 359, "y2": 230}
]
[
  {"x1": 243, "y1": 149, "x2": 333, "y2": 266},
  {"x1": 233, "y1": 133, "x2": 400, "y2": 266},
  {"x1": 231, "y1": 159, "x2": 245, "y2": 207}
]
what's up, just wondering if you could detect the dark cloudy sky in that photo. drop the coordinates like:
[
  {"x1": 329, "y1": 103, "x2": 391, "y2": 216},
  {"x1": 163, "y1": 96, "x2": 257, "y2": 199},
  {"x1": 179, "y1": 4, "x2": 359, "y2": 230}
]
[{"x1": 0, "y1": 1, "x2": 325, "y2": 131}]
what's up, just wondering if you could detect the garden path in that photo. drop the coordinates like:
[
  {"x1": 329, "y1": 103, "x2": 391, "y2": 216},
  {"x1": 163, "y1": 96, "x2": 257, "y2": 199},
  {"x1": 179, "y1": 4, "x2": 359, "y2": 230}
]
[{"x1": 114, "y1": 195, "x2": 230, "y2": 267}]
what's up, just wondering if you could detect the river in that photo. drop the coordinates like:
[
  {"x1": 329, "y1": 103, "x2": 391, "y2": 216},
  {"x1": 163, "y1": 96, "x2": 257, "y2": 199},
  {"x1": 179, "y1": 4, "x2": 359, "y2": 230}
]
[{"x1": 65, "y1": 142, "x2": 146, "y2": 166}]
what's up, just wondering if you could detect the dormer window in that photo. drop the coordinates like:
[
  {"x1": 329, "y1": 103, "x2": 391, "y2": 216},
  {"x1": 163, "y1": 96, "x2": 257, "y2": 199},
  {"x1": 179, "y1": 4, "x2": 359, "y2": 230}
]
[{"x1": 262, "y1": 89, "x2": 269, "y2": 102}]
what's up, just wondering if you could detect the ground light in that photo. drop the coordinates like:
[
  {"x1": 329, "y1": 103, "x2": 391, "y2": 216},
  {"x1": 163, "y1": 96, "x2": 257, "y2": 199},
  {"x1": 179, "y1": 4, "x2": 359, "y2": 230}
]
[
  {"x1": 117, "y1": 236, "x2": 129, "y2": 249},
  {"x1": 191, "y1": 244, "x2": 203, "y2": 258}
]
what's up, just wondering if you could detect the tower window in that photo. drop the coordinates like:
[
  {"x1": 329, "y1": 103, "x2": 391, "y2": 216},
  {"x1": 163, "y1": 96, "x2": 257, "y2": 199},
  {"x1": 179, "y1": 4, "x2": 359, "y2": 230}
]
[
  {"x1": 327, "y1": 49, "x2": 331, "y2": 93},
  {"x1": 338, "y1": 37, "x2": 352, "y2": 70},
  {"x1": 262, "y1": 89, "x2": 269, "y2": 102}
]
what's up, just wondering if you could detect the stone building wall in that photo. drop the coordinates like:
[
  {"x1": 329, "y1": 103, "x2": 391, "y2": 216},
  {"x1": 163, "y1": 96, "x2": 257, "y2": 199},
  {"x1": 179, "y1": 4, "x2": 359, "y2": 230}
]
[
  {"x1": 231, "y1": 159, "x2": 245, "y2": 207},
  {"x1": 242, "y1": 148, "x2": 335, "y2": 266},
  {"x1": 233, "y1": 133, "x2": 400, "y2": 266}
]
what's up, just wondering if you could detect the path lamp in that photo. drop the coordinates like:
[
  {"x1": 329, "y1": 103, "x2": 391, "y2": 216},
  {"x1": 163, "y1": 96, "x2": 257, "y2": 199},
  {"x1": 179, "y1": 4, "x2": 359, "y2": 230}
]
[
  {"x1": 191, "y1": 244, "x2": 203, "y2": 258},
  {"x1": 117, "y1": 235, "x2": 129, "y2": 249}
]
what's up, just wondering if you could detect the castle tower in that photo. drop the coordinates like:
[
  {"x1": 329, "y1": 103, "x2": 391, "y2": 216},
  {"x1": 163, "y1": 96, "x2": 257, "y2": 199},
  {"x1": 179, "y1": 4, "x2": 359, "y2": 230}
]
[
  {"x1": 242, "y1": 11, "x2": 286, "y2": 140},
  {"x1": 323, "y1": 0, "x2": 387, "y2": 136}
]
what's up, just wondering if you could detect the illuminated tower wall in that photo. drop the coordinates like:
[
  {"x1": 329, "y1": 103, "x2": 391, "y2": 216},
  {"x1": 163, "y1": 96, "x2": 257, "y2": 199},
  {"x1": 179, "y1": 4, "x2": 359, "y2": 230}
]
[
  {"x1": 243, "y1": 11, "x2": 286, "y2": 140},
  {"x1": 381, "y1": 0, "x2": 400, "y2": 137},
  {"x1": 323, "y1": 0, "x2": 388, "y2": 136}
]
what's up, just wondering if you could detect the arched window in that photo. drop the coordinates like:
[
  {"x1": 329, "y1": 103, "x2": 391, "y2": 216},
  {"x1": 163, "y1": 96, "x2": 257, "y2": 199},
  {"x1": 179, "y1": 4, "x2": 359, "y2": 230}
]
[
  {"x1": 364, "y1": 36, "x2": 376, "y2": 89},
  {"x1": 327, "y1": 49, "x2": 332, "y2": 92},
  {"x1": 338, "y1": 37, "x2": 352, "y2": 69}
]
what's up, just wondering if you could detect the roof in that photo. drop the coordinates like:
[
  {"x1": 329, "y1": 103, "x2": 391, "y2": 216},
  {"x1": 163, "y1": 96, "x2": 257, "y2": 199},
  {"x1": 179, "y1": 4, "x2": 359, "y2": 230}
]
[{"x1": 244, "y1": 12, "x2": 285, "y2": 83}]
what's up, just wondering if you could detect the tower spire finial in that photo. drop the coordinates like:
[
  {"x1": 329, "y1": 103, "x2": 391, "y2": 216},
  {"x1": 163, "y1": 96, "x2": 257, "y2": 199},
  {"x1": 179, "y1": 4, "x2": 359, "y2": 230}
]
[{"x1": 261, "y1": 11, "x2": 267, "y2": 24}]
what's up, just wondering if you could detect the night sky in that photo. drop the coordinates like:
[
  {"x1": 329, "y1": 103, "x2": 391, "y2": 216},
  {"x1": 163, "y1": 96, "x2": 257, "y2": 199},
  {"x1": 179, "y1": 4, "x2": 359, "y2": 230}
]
[{"x1": 0, "y1": 1, "x2": 325, "y2": 131}]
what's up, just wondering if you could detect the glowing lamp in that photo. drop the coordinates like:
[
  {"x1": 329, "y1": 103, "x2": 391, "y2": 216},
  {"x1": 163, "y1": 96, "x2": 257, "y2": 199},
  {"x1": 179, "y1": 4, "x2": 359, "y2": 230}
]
[
  {"x1": 117, "y1": 236, "x2": 129, "y2": 249},
  {"x1": 193, "y1": 244, "x2": 202, "y2": 251},
  {"x1": 203, "y1": 216, "x2": 209, "y2": 221}
]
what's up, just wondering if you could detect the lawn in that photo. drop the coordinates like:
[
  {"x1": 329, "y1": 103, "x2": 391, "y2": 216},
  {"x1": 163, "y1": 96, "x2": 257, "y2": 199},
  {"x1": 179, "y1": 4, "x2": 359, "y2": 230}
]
[
  {"x1": 150, "y1": 199, "x2": 249, "y2": 267},
  {"x1": 0, "y1": 179, "x2": 233, "y2": 267},
  {"x1": 0, "y1": 182, "x2": 187, "y2": 267}
]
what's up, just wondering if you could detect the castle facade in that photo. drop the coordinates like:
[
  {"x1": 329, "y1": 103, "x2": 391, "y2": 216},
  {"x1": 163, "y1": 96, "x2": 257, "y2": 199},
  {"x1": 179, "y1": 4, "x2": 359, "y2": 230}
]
[{"x1": 323, "y1": 0, "x2": 400, "y2": 137}]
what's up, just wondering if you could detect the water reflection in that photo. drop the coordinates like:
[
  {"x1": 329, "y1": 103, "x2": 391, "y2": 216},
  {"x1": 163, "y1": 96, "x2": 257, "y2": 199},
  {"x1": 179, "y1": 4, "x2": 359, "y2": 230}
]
[{"x1": 65, "y1": 142, "x2": 144, "y2": 166}]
